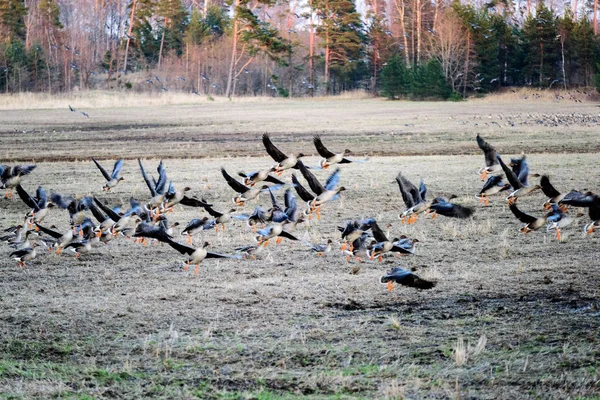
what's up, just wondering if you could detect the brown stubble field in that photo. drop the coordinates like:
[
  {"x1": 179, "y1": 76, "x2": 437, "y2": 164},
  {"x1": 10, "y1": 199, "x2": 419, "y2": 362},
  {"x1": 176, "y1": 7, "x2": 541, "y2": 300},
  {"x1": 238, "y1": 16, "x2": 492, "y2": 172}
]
[{"x1": 0, "y1": 98, "x2": 599, "y2": 399}]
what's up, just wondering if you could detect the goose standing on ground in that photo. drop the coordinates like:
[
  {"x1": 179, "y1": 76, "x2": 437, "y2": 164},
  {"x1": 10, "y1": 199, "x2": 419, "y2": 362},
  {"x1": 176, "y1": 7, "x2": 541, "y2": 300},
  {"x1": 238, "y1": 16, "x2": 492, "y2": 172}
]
[
  {"x1": 313, "y1": 135, "x2": 352, "y2": 169},
  {"x1": 476, "y1": 134, "x2": 501, "y2": 180},
  {"x1": 497, "y1": 155, "x2": 540, "y2": 204},
  {"x1": 309, "y1": 239, "x2": 333, "y2": 256},
  {"x1": 262, "y1": 133, "x2": 305, "y2": 175},
  {"x1": 92, "y1": 158, "x2": 124, "y2": 191},
  {"x1": 380, "y1": 267, "x2": 436, "y2": 292},
  {"x1": 0, "y1": 165, "x2": 37, "y2": 198},
  {"x1": 1, "y1": 225, "x2": 25, "y2": 245},
  {"x1": 10, "y1": 242, "x2": 41, "y2": 267},
  {"x1": 396, "y1": 173, "x2": 429, "y2": 224}
]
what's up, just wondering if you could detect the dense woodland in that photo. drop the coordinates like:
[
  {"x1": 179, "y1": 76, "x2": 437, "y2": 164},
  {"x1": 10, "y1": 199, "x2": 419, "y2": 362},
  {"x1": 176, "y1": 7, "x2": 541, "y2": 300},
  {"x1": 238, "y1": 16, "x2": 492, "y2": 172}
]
[{"x1": 1, "y1": 0, "x2": 600, "y2": 98}]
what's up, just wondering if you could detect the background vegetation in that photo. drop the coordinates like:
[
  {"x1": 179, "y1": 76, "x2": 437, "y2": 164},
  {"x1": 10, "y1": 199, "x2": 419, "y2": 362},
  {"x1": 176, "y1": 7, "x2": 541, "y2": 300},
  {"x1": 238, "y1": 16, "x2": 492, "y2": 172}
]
[{"x1": 1, "y1": 0, "x2": 600, "y2": 99}]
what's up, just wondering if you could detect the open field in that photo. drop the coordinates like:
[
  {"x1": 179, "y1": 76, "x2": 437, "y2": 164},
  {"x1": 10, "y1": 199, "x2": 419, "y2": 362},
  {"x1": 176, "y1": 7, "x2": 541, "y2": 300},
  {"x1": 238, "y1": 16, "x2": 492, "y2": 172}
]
[
  {"x1": 1, "y1": 98, "x2": 599, "y2": 399},
  {"x1": 1, "y1": 95, "x2": 600, "y2": 162}
]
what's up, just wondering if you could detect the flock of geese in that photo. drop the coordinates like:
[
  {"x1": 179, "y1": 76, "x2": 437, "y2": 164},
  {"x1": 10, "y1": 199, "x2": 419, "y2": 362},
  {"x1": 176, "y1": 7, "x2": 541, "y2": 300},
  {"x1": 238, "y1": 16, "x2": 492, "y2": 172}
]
[{"x1": 1, "y1": 134, "x2": 598, "y2": 293}]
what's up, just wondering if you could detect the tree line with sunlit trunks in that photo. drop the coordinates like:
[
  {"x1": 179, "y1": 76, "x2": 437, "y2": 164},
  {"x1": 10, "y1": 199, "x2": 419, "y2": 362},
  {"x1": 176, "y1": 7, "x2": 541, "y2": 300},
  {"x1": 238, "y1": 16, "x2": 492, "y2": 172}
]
[{"x1": 0, "y1": 0, "x2": 599, "y2": 98}]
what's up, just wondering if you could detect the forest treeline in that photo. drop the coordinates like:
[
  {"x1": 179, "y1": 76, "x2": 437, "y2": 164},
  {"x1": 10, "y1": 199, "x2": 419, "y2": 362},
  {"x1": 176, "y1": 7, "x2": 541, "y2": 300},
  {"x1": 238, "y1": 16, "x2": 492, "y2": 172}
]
[{"x1": 1, "y1": 0, "x2": 600, "y2": 99}]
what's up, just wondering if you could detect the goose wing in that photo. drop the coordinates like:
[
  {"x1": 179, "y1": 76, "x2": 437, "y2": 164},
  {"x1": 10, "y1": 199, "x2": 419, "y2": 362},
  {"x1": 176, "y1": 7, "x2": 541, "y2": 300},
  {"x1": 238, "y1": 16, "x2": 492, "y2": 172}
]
[
  {"x1": 540, "y1": 175, "x2": 561, "y2": 198},
  {"x1": 476, "y1": 134, "x2": 498, "y2": 168},
  {"x1": 291, "y1": 174, "x2": 315, "y2": 202},
  {"x1": 313, "y1": 135, "x2": 336, "y2": 158},
  {"x1": 92, "y1": 158, "x2": 112, "y2": 181},
  {"x1": 497, "y1": 155, "x2": 523, "y2": 189},
  {"x1": 221, "y1": 168, "x2": 250, "y2": 193},
  {"x1": 262, "y1": 133, "x2": 288, "y2": 163},
  {"x1": 509, "y1": 203, "x2": 538, "y2": 224},
  {"x1": 298, "y1": 160, "x2": 324, "y2": 195}
]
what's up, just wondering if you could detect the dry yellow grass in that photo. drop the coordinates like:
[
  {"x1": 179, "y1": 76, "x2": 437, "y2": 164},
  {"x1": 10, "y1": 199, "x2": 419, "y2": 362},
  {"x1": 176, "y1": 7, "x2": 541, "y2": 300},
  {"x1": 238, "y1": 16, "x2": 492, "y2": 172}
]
[{"x1": 0, "y1": 100, "x2": 599, "y2": 398}]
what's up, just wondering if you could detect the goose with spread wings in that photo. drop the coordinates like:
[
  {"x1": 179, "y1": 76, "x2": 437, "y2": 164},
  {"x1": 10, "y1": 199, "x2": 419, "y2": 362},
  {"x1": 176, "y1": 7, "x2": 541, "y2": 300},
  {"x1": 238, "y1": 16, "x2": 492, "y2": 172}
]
[
  {"x1": 165, "y1": 239, "x2": 235, "y2": 274},
  {"x1": 366, "y1": 221, "x2": 415, "y2": 262},
  {"x1": 50, "y1": 192, "x2": 93, "y2": 228},
  {"x1": 557, "y1": 190, "x2": 600, "y2": 234},
  {"x1": 295, "y1": 160, "x2": 345, "y2": 219},
  {"x1": 396, "y1": 173, "x2": 429, "y2": 224},
  {"x1": 139, "y1": 159, "x2": 169, "y2": 210},
  {"x1": 162, "y1": 182, "x2": 212, "y2": 212},
  {"x1": 428, "y1": 196, "x2": 475, "y2": 219},
  {"x1": 585, "y1": 201, "x2": 600, "y2": 235},
  {"x1": 509, "y1": 203, "x2": 567, "y2": 240},
  {"x1": 338, "y1": 218, "x2": 375, "y2": 252},
  {"x1": 221, "y1": 167, "x2": 270, "y2": 205},
  {"x1": 313, "y1": 135, "x2": 352, "y2": 169},
  {"x1": 92, "y1": 158, "x2": 124, "y2": 191},
  {"x1": 477, "y1": 175, "x2": 510, "y2": 206},
  {"x1": 15, "y1": 184, "x2": 53, "y2": 226},
  {"x1": 539, "y1": 175, "x2": 567, "y2": 209},
  {"x1": 476, "y1": 134, "x2": 501, "y2": 180},
  {"x1": 262, "y1": 133, "x2": 305, "y2": 174},
  {"x1": 380, "y1": 267, "x2": 436, "y2": 292},
  {"x1": 238, "y1": 169, "x2": 284, "y2": 187},
  {"x1": 497, "y1": 155, "x2": 540, "y2": 204},
  {"x1": 0, "y1": 164, "x2": 37, "y2": 198},
  {"x1": 255, "y1": 221, "x2": 299, "y2": 247}
]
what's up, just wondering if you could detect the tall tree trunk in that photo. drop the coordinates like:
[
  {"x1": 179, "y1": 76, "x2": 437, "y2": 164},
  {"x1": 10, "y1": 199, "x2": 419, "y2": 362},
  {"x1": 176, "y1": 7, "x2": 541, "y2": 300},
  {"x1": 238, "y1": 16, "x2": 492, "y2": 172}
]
[
  {"x1": 325, "y1": 30, "x2": 330, "y2": 94},
  {"x1": 463, "y1": 30, "x2": 470, "y2": 97},
  {"x1": 226, "y1": 0, "x2": 240, "y2": 98},
  {"x1": 594, "y1": 0, "x2": 598, "y2": 35},
  {"x1": 416, "y1": 0, "x2": 422, "y2": 66},
  {"x1": 158, "y1": 19, "x2": 167, "y2": 68},
  {"x1": 394, "y1": 0, "x2": 410, "y2": 66},
  {"x1": 539, "y1": 41, "x2": 544, "y2": 85},
  {"x1": 325, "y1": 0, "x2": 331, "y2": 94},
  {"x1": 433, "y1": 0, "x2": 440, "y2": 32},
  {"x1": 123, "y1": 0, "x2": 137, "y2": 75},
  {"x1": 411, "y1": 0, "x2": 416, "y2": 66},
  {"x1": 309, "y1": 0, "x2": 315, "y2": 93}
]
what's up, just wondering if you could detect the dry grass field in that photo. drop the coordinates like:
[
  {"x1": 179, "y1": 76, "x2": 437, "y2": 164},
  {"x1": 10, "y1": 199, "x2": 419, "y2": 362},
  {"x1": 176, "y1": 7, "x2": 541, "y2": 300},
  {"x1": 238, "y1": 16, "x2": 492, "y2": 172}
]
[{"x1": 0, "y1": 96, "x2": 599, "y2": 399}]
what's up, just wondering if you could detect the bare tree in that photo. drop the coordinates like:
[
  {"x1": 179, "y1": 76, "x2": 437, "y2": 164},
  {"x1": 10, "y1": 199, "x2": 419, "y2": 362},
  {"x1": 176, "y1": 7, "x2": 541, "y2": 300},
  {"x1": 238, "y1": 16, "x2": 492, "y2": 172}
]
[{"x1": 429, "y1": 9, "x2": 468, "y2": 92}]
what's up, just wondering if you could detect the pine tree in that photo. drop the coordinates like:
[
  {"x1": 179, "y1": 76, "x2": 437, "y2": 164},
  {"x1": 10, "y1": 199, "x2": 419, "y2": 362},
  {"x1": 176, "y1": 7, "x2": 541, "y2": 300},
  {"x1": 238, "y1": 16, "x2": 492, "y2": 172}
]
[
  {"x1": 380, "y1": 54, "x2": 410, "y2": 99},
  {"x1": 225, "y1": 0, "x2": 291, "y2": 97},
  {"x1": 523, "y1": 2, "x2": 559, "y2": 86},
  {"x1": 156, "y1": 0, "x2": 188, "y2": 65},
  {"x1": 0, "y1": 0, "x2": 28, "y2": 42},
  {"x1": 572, "y1": 17, "x2": 598, "y2": 86},
  {"x1": 314, "y1": 0, "x2": 365, "y2": 94}
]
